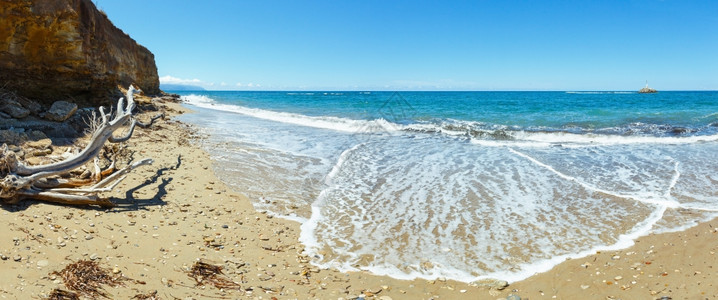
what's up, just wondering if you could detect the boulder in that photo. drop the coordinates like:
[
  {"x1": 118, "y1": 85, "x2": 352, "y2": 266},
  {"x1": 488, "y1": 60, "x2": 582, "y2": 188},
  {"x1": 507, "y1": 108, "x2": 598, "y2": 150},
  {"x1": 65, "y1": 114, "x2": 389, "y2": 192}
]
[
  {"x1": 0, "y1": 129, "x2": 26, "y2": 145},
  {"x1": 15, "y1": 97, "x2": 43, "y2": 115},
  {"x1": 0, "y1": 99, "x2": 30, "y2": 119},
  {"x1": 0, "y1": 0, "x2": 160, "y2": 107},
  {"x1": 25, "y1": 138, "x2": 53, "y2": 150},
  {"x1": 45, "y1": 101, "x2": 78, "y2": 122},
  {"x1": 27, "y1": 130, "x2": 49, "y2": 141}
]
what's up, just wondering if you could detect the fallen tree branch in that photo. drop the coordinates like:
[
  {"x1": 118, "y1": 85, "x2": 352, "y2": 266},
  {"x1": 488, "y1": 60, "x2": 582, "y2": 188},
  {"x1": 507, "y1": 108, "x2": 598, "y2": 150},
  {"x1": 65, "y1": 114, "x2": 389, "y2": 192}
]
[{"x1": 0, "y1": 86, "x2": 159, "y2": 206}]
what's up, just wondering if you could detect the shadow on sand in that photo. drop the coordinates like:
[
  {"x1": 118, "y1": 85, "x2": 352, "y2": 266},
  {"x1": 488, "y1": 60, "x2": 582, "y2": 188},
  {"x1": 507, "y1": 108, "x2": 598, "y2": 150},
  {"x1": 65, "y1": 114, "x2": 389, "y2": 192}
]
[{"x1": 0, "y1": 154, "x2": 183, "y2": 213}]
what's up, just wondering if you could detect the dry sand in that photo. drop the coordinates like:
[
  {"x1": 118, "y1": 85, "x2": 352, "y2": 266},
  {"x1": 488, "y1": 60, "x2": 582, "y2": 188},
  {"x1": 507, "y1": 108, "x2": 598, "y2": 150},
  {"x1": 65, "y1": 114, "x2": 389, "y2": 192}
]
[{"x1": 1, "y1": 100, "x2": 717, "y2": 300}]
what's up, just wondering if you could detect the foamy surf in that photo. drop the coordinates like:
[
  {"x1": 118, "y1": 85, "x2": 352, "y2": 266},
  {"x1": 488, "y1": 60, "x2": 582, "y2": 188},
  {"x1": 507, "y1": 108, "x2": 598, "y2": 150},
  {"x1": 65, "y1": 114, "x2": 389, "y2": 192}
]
[
  {"x1": 182, "y1": 94, "x2": 402, "y2": 133},
  {"x1": 177, "y1": 90, "x2": 718, "y2": 284},
  {"x1": 184, "y1": 94, "x2": 718, "y2": 147}
]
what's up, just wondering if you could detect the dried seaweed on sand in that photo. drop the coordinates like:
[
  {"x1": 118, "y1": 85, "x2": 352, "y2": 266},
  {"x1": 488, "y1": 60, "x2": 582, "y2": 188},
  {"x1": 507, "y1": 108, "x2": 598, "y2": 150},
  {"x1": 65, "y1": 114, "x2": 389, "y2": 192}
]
[
  {"x1": 51, "y1": 260, "x2": 129, "y2": 298},
  {"x1": 131, "y1": 290, "x2": 161, "y2": 300},
  {"x1": 47, "y1": 288, "x2": 79, "y2": 300},
  {"x1": 186, "y1": 260, "x2": 242, "y2": 290}
]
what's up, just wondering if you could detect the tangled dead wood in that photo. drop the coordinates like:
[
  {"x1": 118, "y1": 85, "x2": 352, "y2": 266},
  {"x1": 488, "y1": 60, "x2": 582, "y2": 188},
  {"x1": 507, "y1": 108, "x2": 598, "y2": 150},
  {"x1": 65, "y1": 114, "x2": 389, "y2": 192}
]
[{"x1": 0, "y1": 86, "x2": 161, "y2": 207}]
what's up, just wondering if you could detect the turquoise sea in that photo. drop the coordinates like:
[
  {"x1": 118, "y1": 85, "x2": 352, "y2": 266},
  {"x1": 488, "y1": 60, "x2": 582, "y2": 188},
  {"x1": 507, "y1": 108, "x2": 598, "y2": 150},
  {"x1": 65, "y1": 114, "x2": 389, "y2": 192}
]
[{"x1": 175, "y1": 90, "x2": 718, "y2": 283}]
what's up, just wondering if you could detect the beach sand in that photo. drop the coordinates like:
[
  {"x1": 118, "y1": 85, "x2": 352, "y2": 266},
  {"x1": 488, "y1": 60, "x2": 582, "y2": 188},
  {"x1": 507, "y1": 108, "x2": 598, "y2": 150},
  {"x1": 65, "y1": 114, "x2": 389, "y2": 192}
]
[{"x1": 1, "y1": 100, "x2": 716, "y2": 299}]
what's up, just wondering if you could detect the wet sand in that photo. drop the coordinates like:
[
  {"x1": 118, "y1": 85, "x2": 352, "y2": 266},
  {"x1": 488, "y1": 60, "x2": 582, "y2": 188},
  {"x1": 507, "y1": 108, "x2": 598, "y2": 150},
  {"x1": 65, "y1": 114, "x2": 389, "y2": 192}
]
[{"x1": 1, "y1": 100, "x2": 716, "y2": 299}]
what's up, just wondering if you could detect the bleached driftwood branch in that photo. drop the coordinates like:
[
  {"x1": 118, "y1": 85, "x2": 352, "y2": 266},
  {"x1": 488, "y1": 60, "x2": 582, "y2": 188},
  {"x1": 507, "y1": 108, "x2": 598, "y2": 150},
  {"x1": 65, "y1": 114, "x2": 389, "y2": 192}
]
[{"x1": 0, "y1": 86, "x2": 160, "y2": 207}]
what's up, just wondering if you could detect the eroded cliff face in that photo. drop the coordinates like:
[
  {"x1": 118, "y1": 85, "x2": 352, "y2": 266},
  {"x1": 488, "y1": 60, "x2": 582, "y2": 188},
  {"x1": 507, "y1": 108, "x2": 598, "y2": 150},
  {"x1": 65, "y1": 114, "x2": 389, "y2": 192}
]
[{"x1": 0, "y1": 0, "x2": 160, "y2": 106}]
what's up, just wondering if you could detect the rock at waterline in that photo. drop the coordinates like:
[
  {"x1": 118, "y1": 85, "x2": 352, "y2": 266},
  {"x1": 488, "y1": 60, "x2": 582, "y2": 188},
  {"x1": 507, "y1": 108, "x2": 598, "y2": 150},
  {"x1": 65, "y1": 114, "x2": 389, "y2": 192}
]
[
  {"x1": 639, "y1": 87, "x2": 657, "y2": 93},
  {"x1": 639, "y1": 83, "x2": 657, "y2": 93}
]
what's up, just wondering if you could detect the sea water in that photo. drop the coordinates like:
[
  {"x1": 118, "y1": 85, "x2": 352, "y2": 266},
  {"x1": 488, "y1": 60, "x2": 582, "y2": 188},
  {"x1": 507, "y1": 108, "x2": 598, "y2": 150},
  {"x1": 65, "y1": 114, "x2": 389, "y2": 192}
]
[{"x1": 175, "y1": 91, "x2": 718, "y2": 283}]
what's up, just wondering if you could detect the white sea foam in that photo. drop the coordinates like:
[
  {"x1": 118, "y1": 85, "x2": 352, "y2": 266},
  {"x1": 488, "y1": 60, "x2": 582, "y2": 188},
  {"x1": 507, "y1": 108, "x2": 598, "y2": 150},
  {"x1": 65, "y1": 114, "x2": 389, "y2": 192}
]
[
  {"x1": 467, "y1": 131, "x2": 718, "y2": 148},
  {"x1": 181, "y1": 94, "x2": 215, "y2": 105},
  {"x1": 182, "y1": 94, "x2": 402, "y2": 133},
  {"x1": 404, "y1": 121, "x2": 718, "y2": 147},
  {"x1": 512, "y1": 131, "x2": 718, "y2": 146},
  {"x1": 295, "y1": 136, "x2": 667, "y2": 283},
  {"x1": 184, "y1": 95, "x2": 718, "y2": 147},
  {"x1": 180, "y1": 93, "x2": 718, "y2": 285},
  {"x1": 483, "y1": 205, "x2": 667, "y2": 283},
  {"x1": 508, "y1": 148, "x2": 680, "y2": 208}
]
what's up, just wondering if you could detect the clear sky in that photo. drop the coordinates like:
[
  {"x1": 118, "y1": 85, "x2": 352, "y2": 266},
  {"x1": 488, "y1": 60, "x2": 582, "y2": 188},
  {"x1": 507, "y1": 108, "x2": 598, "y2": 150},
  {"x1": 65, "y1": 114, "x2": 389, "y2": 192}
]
[{"x1": 95, "y1": 0, "x2": 717, "y2": 91}]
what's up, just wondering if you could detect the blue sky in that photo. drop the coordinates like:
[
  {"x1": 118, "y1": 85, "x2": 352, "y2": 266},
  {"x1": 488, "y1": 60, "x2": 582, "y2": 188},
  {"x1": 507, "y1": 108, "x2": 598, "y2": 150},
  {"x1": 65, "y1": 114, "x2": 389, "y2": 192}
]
[{"x1": 95, "y1": 0, "x2": 717, "y2": 91}]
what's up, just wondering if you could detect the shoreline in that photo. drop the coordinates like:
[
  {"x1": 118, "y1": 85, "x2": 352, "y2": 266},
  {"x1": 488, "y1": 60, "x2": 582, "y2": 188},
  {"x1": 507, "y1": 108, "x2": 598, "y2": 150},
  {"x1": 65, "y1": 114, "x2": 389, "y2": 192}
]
[{"x1": 1, "y1": 100, "x2": 716, "y2": 299}]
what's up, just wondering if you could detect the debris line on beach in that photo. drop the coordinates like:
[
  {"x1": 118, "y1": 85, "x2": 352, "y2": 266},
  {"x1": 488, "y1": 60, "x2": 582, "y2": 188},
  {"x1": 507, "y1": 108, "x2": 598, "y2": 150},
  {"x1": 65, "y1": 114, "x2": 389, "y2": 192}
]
[{"x1": 187, "y1": 260, "x2": 242, "y2": 290}]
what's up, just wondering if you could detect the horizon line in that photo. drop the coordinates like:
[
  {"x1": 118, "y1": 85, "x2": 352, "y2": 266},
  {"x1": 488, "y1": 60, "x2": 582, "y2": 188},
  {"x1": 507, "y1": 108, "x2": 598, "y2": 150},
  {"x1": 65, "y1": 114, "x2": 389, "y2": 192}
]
[{"x1": 162, "y1": 89, "x2": 718, "y2": 93}]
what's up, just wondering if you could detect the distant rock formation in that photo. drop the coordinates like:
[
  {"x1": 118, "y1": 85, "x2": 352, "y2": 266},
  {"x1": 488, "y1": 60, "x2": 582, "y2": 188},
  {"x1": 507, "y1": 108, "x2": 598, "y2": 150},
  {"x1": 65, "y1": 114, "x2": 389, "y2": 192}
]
[
  {"x1": 638, "y1": 83, "x2": 657, "y2": 94},
  {"x1": 0, "y1": 0, "x2": 160, "y2": 107}
]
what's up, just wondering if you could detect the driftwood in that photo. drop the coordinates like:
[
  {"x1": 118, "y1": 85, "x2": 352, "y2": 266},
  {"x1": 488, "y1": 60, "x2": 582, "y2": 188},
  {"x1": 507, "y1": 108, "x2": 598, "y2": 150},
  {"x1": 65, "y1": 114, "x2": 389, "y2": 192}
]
[{"x1": 0, "y1": 86, "x2": 161, "y2": 207}]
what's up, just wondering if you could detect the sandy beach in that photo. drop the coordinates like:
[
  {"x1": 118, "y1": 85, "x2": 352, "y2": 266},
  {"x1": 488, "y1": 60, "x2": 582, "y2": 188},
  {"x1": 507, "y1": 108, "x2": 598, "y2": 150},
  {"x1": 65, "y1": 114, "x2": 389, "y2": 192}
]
[{"x1": 1, "y1": 99, "x2": 717, "y2": 300}]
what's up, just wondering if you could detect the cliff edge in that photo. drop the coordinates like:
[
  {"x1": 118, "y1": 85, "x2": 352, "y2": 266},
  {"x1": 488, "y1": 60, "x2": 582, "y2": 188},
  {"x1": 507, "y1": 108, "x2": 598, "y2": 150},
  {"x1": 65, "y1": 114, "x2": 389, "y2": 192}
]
[{"x1": 0, "y1": 0, "x2": 160, "y2": 106}]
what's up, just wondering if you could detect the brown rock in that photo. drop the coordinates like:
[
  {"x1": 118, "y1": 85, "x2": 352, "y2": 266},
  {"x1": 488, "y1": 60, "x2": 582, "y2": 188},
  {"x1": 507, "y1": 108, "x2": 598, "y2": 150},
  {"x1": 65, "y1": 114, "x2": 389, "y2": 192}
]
[
  {"x1": 24, "y1": 156, "x2": 48, "y2": 166},
  {"x1": 45, "y1": 101, "x2": 78, "y2": 122},
  {"x1": 638, "y1": 87, "x2": 657, "y2": 94},
  {"x1": 25, "y1": 138, "x2": 52, "y2": 150},
  {"x1": 0, "y1": 0, "x2": 160, "y2": 107}
]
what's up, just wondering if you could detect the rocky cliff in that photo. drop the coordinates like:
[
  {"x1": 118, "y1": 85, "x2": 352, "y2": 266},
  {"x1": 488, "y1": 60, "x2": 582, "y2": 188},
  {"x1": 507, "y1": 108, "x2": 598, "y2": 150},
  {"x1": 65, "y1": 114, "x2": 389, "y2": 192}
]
[{"x1": 0, "y1": 0, "x2": 160, "y2": 106}]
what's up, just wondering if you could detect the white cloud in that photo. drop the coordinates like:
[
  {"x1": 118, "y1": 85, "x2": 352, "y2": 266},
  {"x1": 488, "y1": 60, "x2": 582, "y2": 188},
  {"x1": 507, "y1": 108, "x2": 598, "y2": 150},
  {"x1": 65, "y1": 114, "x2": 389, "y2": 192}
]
[
  {"x1": 159, "y1": 75, "x2": 202, "y2": 85},
  {"x1": 160, "y1": 76, "x2": 265, "y2": 90}
]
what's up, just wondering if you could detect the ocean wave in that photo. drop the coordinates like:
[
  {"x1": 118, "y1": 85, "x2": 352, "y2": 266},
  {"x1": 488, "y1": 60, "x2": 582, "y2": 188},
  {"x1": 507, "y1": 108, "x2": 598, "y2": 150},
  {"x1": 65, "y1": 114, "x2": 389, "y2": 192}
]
[
  {"x1": 404, "y1": 120, "x2": 718, "y2": 146},
  {"x1": 182, "y1": 94, "x2": 718, "y2": 146},
  {"x1": 181, "y1": 94, "x2": 401, "y2": 133},
  {"x1": 181, "y1": 94, "x2": 216, "y2": 105}
]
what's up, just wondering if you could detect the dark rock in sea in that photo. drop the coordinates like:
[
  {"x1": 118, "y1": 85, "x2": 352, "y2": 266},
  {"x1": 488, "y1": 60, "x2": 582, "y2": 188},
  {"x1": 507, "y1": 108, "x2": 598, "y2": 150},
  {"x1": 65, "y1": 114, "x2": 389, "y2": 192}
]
[
  {"x1": 0, "y1": 0, "x2": 160, "y2": 107},
  {"x1": 45, "y1": 101, "x2": 78, "y2": 122},
  {"x1": 670, "y1": 127, "x2": 692, "y2": 135}
]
